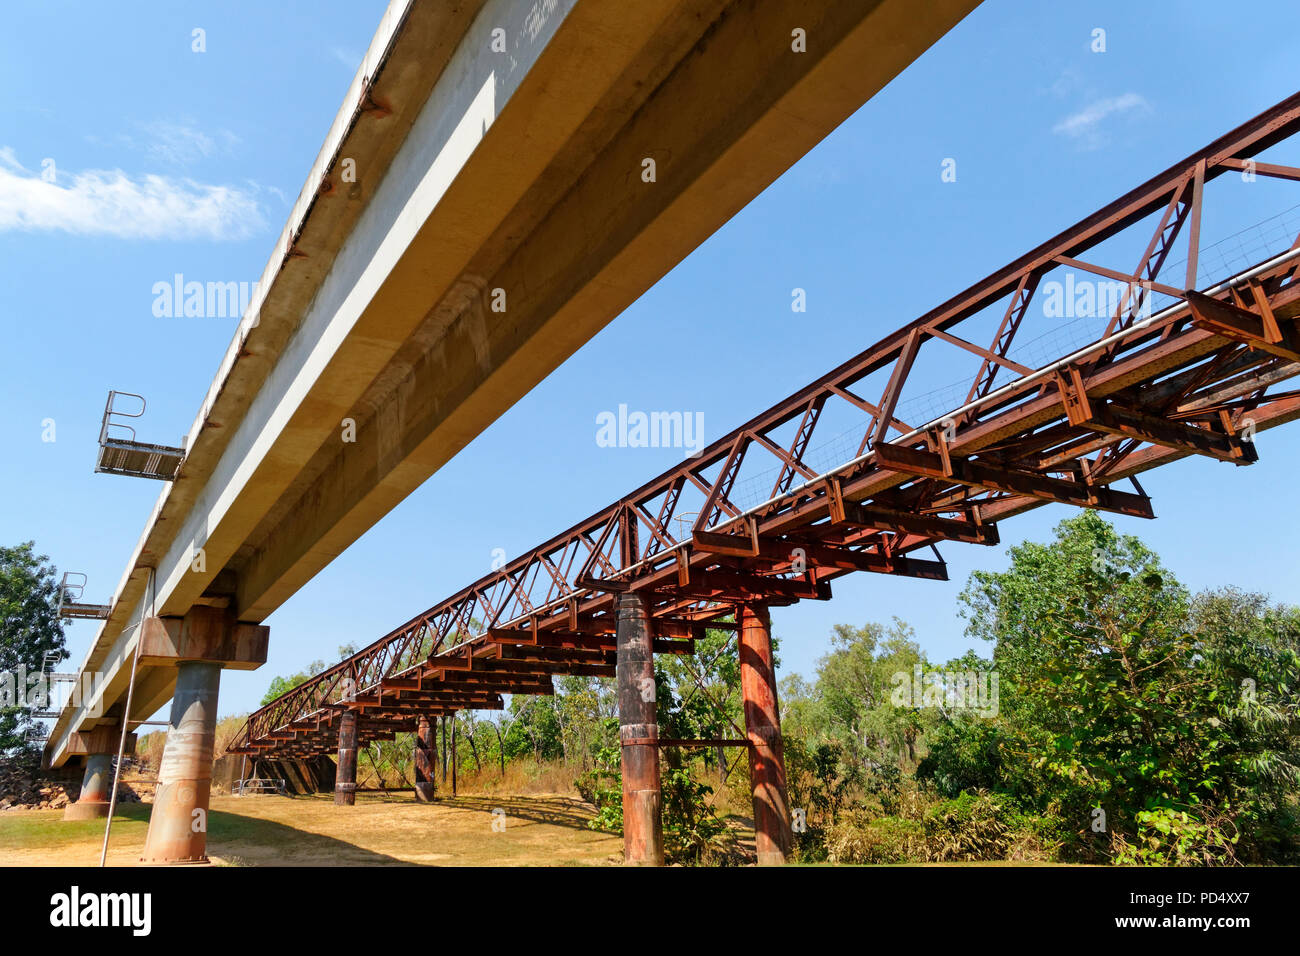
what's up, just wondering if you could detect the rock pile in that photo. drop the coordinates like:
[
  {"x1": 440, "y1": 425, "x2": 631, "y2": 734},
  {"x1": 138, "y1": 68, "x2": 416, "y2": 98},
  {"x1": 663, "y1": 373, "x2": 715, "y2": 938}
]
[
  {"x1": 0, "y1": 760, "x2": 73, "y2": 810},
  {"x1": 0, "y1": 757, "x2": 145, "y2": 811}
]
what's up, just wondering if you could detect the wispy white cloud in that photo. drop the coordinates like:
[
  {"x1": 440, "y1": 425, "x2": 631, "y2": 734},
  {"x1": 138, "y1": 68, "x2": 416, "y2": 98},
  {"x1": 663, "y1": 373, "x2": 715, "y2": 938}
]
[
  {"x1": 86, "y1": 119, "x2": 241, "y2": 169},
  {"x1": 330, "y1": 46, "x2": 362, "y2": 72},
  {"x1": 0, "y1": 149, "x2": 264, "y2": 240},
  {"x1": 1053, "y1": 93, "x2": 1152, "y2": 148},
  {"x1": 1048, "y1": 68, "x2": 1084, "y2": 100},
  {"x1": 249, "y1": 179, "x2": 289, "y2": 206},
  {"x1": 140, "y1": 120, "x2": 240, "y2": 167}
]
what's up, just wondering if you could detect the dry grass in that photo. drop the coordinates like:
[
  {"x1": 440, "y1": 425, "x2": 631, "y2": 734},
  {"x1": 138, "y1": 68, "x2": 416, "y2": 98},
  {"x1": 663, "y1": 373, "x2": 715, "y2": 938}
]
[
  {"x1": 0, "y1": 791, "x2": 622, "y2": 867},
  {"x1": 439, "y1": 757, "x2": 585, "y2": 796},
  {"x1": 137, "y1": 715, "x2": 249, "y2": 771}
]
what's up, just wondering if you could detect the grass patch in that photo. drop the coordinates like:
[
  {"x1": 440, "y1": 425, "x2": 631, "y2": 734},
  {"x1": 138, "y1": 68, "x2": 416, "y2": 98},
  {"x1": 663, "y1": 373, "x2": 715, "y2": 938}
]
[{"x1": 0, "y1": 803, "x2": 151, "y2": 851}]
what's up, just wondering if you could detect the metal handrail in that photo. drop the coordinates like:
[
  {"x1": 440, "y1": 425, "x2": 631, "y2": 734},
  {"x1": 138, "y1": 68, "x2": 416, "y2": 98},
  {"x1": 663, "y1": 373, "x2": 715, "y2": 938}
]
[
  {"x1": 233, "y1": 778, "x2": 288, "y2": 796},
  {"x1": 99, "y1": 390, "x2": 147, "y2": 445},
  {"x1": 55, "y1": 572, "x2": 86, "y2": 617}
]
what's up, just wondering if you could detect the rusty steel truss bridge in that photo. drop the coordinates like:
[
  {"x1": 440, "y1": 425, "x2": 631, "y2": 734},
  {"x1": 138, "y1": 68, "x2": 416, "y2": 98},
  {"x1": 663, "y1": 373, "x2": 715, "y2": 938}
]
[{"x1": 230, "y1": 94, "x2": 1300, "y2": 786}]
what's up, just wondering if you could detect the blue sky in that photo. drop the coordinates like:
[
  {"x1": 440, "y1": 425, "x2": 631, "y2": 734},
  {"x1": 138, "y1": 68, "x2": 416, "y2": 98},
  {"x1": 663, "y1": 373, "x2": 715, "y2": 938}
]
[{"x1": 3, "y1": 0, "x2": 1299, "y2": 721}]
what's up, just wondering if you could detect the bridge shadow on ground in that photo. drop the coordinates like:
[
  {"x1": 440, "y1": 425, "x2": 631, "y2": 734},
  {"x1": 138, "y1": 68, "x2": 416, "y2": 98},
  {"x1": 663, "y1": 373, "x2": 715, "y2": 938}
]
[
  {"x1": 206, "y1": 805, "x2": 408, "y2": 866},
  {"x1": 423, "y1": 794, "x2": 598, "y2": 834}
]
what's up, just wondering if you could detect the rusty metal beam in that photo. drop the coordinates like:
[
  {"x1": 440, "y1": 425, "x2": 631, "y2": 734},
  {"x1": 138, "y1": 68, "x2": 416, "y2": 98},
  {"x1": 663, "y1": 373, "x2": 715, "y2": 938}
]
[{"x1": 873, "y1": 441, "x2": 1156, "y2": 517}]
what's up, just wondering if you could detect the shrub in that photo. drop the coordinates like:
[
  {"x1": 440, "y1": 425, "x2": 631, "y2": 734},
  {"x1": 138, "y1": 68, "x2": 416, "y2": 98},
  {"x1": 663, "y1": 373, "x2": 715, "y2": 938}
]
[
  {"x1": 576, "y1": 743, "x2": 624, "y2": 834},
  {"x1": 827, "y1": 812, "x2": 924, "y2": 864},
  {"x1": 578, "y1": 745, "x2": 737, "y2": 864},
  {"x1": 922, "y1": 791, "x2": 1013, "y2": 861},
  {"x1": 1111, "y1": 807, "x2": 1240, "y2": 866}
]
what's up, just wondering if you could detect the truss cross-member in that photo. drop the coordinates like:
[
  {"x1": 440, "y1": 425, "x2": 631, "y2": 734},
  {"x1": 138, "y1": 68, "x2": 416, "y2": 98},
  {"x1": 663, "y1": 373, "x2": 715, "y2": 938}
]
[
  {"x1": 1186, "y1": 290, "x2": 1300, "y2": 362},
  {"x1": 1080, "y1": 399, "x2": 1256, "y2": 465},
  {"x1": 874, "y1": 442, "x2": 1156, "y2": 519},
  {"x1": 828, "y1": 495, "x2": 1000, "y2": 545}
]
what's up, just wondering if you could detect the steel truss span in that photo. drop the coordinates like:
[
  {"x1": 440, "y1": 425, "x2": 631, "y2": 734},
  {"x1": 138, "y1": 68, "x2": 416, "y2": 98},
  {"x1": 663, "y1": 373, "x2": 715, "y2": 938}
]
[{"x1": 230, "y1": 92, "x2": 1300, "y2": 760}]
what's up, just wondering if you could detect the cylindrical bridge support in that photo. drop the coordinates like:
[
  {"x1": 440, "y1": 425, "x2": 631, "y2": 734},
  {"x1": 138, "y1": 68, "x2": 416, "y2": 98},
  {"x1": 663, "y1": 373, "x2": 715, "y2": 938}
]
[
  {"x1": 63, "y1": 752, "x2": 113, "y2": 821},
  {"x1": 739, "y1": 603, "x2": 792, "y2": 865},
  {"x1": 141, "y1": 661, "x2": 221, "y2": 863},
  {"x1": 617, "y1": 591, "x2": 664, "y2": 866},
  {"x1": 335, "y1": 709, "x2": 358, "y2": 806},
  {"x1": 414, "y1": 714, "x2": 436, "y2": 802},
  {"x1": 451, "y1": 717, "x2": 458, "y2": 797}
]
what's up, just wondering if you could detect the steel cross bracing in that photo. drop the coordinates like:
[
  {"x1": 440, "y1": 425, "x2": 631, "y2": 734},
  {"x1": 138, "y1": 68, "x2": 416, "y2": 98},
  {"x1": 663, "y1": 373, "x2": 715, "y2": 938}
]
[{"x1": 230, "y1": 92, "x2": 1300, "y2": 759}]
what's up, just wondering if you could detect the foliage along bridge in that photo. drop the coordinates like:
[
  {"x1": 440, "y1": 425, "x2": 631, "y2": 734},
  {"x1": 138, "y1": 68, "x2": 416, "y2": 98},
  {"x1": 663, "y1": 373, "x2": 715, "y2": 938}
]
[{"x1": 224, "y1": 93, "x2": 1300, "y2": 866}]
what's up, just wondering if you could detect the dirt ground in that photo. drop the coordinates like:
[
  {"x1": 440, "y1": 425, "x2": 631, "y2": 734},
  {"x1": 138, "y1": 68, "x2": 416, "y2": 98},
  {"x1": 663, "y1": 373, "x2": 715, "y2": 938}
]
[{"x1": 0, "y1": 792, "x2": 624, "y2": 866}]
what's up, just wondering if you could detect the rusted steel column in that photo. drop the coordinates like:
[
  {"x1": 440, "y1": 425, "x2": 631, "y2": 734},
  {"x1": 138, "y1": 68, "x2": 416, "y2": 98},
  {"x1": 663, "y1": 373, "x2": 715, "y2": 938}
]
[
  {"x1": 440, "y1": 715, "x2": 448, "y2": 782},
  {"x1": 63, "y1": 753, "x2": 113, "y2": 820},
  {"x1": 141, "y1": 661, "x2": 220, "y2": 863},
  {"x1": 414, "y1": 715, "x2": 435, "y2": 802},
  {"x1": 617, "y1": 590, "x2": 663, "y2": 866},
  {"x1": 739, "y1": 603, "x2": 792, "y2": 865},
  {"x1": 335, "y1": 709, "x2": 358, "y2": 805},
  {"x1": 451, "y1": 717, "x2": 458, "y2": 796}
]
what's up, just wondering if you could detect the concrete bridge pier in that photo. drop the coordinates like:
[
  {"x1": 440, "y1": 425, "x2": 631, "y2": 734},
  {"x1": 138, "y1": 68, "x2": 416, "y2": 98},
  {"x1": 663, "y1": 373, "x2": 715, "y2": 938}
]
[
  {"x1": 141, "y1": 661, "x2": 220, "y2": 863},
  {"x1": 414, "y1": 714, "x2": 436, "y2": 802},
  {"x1": 63, "y1": 753, "x2": 113, "y2": 820},
  {"x1": 61, "y1": 722, "x2": 135, "y2": 821},
  {"x1": 739, "y1": 603, "x2": 792, "y2": 865},
  {"x1": 616, "y1": 591, "x2": 664, "y2": 866},
  {"x1": 335, "y1": 709, "x2": 358, "y2": 805},
  {"x1": 138, "y1": 606, "x2": 268, "y2": 864}
]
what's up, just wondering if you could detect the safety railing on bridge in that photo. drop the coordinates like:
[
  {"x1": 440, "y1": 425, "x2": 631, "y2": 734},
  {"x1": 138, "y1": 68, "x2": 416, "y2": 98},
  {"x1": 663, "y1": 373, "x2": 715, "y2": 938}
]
[
  {"x1": 55, "y1": 572, "x2": 111, "y2": 620},
  {"x1": 232, "y1": 778, "x2": 288, "y2": 796},
  {"x1": 95, "y1": 390, "x2": 185, "y2": 481}
]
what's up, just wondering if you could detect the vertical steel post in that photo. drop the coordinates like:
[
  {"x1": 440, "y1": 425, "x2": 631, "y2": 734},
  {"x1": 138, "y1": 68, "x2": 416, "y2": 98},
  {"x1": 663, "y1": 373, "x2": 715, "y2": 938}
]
[
  {"x1": 414, "y1": 714, "x2": 435, "y2": 802},
  {"x1": 140, "y1": 661, "x2": 221, "y2": 863},
  {"x1": 101, "y1": 572, "x2": 150, "y2": 864},
  {"x1": 739, "y1": 603, "x2": 792, "y2": 865},
  {"x1": 441, "y1": 715, "x2": 448, "y2": 783},
  {"x1": 334, "y1": 709, "x2": 358, "y2": 806},
  {"x1": 616, "y1": 590, "x2": 663, "y2": 865},
  {"x1": 451, "y1": 717, "x2": 458, "y2": 796}
]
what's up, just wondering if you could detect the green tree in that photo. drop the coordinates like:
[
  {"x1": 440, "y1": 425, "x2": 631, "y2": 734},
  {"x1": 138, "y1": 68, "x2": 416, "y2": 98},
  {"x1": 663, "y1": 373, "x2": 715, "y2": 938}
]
[
  {"x1": 1185, "y1": 587, "x2": 1300, "y2": 862},
  {"x1": 0, "y1": 542, "x2": 67, "y2": 754},
  {"x1": 947, "y1": 511, "x2": 1300, "y2": 863},
  {"x1": 259, "y1": 646, "x2": 356, "y2": 706},
  {"x1": 916, "y1": 651, "x2": 1007, "y2": 797},
  {"x1": 260, "y1": 672, "x2": 312, "y2": 706},
  {"x1": 812, "y1": 618, "x2": 925, "y2": 768}
]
